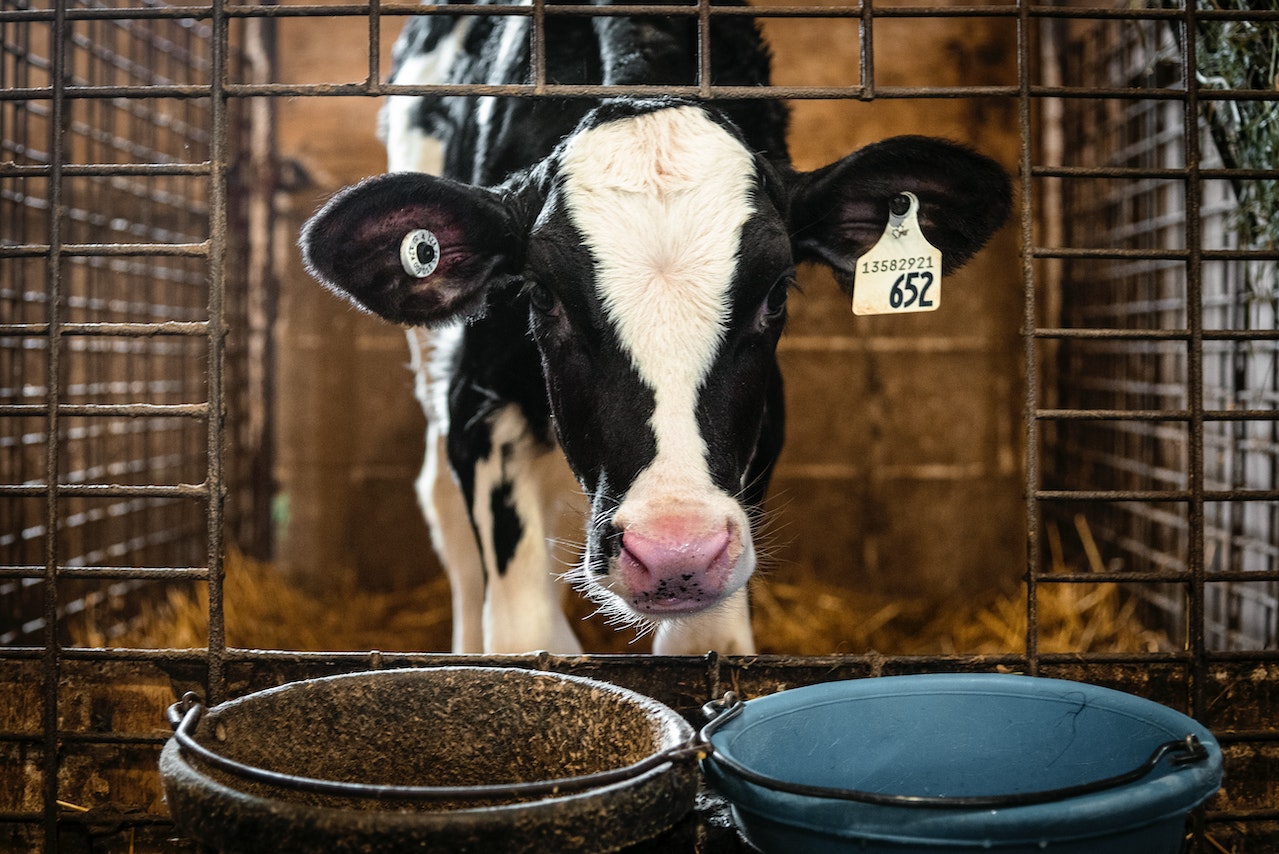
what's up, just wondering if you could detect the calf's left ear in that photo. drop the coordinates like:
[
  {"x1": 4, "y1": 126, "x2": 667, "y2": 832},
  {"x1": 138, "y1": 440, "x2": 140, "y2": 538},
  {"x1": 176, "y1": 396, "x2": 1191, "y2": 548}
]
[
  {"x1": 300, "y1": 172, "x2": 524, "y2": 326},
  {"x1": 787, "y1": 136, "x2": 1012, "y2": 292}
]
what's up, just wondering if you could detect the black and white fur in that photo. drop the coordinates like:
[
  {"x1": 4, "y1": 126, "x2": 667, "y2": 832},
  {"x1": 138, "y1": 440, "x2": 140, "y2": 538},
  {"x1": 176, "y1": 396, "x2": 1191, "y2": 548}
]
[{"x1": 300, "y1": 1, "x2": 1012, "y2": 654}]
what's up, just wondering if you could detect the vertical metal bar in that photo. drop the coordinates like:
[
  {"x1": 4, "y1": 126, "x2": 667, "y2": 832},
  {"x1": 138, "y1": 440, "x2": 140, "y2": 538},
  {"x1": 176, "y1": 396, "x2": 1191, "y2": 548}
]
[
  {"x1": 859, "y1": 0, "x2": 874, "y2": 100},
  {"x1": 368, "y1": 0, "x2": 381, "y2": 88},
  {"x1": 1178, "y1": 9, "x2": 1208, "y2": 844},
  {"x1": 532, "y1": 0, "x2": 546, "y2": 93},
  {"x1": 697, "y1": 0, "x2": 711, "y2": 99},
  {"x1": 42, "y1": 0, "x2": 69, "y2": 845},
  {"x1": 206, "y1": 0, "x2": 229, "y2": 706},
  {"x1": 1179, "y1": 2, "x2": 1206, "y2": 722},
  {"x1": 1017, "y1": 0, "x2": 1039, "y2": 675}
]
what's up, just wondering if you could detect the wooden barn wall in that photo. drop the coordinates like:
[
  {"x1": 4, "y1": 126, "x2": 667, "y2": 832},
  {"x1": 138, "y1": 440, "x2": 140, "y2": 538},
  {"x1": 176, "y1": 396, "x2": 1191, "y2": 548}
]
[{"x1": 270, "y1": 0, "x2": 1024, "y2": 613}]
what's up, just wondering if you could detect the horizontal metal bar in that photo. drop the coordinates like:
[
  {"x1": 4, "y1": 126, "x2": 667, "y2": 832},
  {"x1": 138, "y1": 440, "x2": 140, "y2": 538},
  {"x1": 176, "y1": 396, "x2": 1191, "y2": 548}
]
[
  {"x1": 0, "y1": 243, "x2": 209, "y2": 259},
  {"x1": 0, "y1": 403, "x2": 208, "y2": 417},
  {"x1": 1, "y1": 2, "x2": 1273, "y2": 24},
  {"x1": 1034, "y1": 571, "x2": 1279, "y2": 584},
  {"x1": 1032, "y1": 86, "x2": 1278, "y2": 103},
  {"x1": 0, "y1": 566, "x2": 209, "y2": 581},
  {"x1": 1028, "y1": 5, "x2": 1279, "y2": 22},
  {"x1": 0, "y1": 483, "x2": 208, "y2": 499},
  {"x1": 0, "y1": 85, "x2": 214, "y2": 102},
  {"x1": 0, "y1": 162, "x2": 212, "y2": 178},
  {"x1": 1036, "y1": 409, "x2": 1278, "y2": 422},
  {"x1": 1037, "y1": 489, "x2": 1279, "y2": 502},
  {"x1": 0, "y1": 648, "x2": 1274, "y2": 678},
  {"x1": 1034, "y1": 247, "x2": 1279, "y2": 261},
  {"x1": 1033, "y1": 165, "x2": 1279, "y2": 181},
  {"x1": 5, "y1": 78, "x2": 1271, "y2": 105},
  {"x1": 230, "y1": 2, "x2": 1014, "y2": 20},
  {"x1": 0, "y1": 322, "x2": 209, "y2": 338},
  {"x1": 0, "y1": 4, "x2": 215, "y2": 21},
  {"x1": 1034, "y1": 247, "x2": 1189, "y2": 261},
  {"x1": 1035, "y1": 328, "x2": 1279, "y2": 341}
]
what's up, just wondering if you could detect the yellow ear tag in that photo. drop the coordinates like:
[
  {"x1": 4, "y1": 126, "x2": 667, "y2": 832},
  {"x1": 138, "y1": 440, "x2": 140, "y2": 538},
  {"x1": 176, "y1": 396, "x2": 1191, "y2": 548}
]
[{"x1": 852, "y1": 192, "x2": 943, "y2": 316}]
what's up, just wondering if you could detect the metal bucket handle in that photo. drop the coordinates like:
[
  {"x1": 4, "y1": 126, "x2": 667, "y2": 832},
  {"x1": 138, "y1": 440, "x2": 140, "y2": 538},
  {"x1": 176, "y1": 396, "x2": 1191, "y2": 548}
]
[
  {"x1": 698, "y1": 691, "x2": 1211, "y2": 809},
  {"x1": 167, "y1": 689, "x2": 1208, "y2": 808},
  {"x1": 166, "y1": 692, "x2": 705, "y2": 802}
]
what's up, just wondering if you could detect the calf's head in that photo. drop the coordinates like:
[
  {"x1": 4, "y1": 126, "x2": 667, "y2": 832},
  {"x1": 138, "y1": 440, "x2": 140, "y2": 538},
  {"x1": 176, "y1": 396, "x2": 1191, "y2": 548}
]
[{"x1": 301, "y1": 100, "x2": 1010, "y2": 624}]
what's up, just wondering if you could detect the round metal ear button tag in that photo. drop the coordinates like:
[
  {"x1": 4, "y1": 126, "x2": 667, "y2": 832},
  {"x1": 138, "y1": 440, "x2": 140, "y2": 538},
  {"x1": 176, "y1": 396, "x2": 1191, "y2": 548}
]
[{"x1": 400, "y1": 229, "x2": 440, "y2": 278}]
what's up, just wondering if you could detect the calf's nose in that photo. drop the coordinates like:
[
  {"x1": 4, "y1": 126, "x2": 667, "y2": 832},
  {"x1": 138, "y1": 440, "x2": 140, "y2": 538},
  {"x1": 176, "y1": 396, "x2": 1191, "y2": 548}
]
[{"x1": 617, "y1": 523, "x2": 733, "y2": 613}]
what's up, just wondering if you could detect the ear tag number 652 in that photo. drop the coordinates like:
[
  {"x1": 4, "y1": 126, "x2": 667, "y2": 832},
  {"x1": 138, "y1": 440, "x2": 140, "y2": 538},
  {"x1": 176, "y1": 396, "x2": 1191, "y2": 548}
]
[{"x1": 852, "y1": 192, "x2": 943, "y2": 316}]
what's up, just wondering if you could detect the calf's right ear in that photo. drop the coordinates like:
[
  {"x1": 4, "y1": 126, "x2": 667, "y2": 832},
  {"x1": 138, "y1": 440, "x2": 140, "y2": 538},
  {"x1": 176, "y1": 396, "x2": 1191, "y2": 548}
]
[{"x1": 300, "y1": 172, "x2": 524, "y2": 326}]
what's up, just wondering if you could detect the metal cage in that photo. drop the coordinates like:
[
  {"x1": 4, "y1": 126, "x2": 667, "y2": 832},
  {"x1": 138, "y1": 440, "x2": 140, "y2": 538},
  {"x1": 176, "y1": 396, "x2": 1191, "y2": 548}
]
[{"x1": 1, "y1": 0, "x2": 1276, "y2": 850}]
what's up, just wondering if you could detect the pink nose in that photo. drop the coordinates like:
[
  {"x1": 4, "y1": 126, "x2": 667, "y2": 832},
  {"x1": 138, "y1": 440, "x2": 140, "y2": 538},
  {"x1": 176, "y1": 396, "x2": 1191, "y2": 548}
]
[{"x1": 617, "y1": 524, "x2": 733, "y2": 614}]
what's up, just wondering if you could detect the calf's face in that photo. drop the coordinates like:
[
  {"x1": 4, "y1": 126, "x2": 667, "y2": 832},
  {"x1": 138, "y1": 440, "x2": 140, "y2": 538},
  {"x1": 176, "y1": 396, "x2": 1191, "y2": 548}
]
[{"x1": 300, "y1": 101, "x2": 1011, "y2": 625}]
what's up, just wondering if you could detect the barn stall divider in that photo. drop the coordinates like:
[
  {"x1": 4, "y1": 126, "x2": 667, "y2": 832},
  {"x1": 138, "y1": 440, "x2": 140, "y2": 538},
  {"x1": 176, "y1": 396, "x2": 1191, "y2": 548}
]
[{"x1": 1, "y1": 0, "x2": 1276, "y2": 850}]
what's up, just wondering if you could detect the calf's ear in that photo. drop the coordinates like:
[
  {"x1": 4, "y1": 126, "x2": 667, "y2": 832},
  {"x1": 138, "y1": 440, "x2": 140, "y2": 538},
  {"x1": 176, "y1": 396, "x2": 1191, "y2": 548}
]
[
  {"x1": 300, "y1": 172, "x2": 524, "y2": 326},
  {"x1": 787, "y1": 136, "x2": 1012, "y2": 292}
]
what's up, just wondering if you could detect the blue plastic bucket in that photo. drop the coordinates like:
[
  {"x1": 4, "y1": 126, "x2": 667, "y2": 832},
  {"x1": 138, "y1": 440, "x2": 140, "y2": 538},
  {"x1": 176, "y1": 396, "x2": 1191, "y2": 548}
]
[{"x1": 701, "y1": 673, "x2": 1222, "y2": 853}]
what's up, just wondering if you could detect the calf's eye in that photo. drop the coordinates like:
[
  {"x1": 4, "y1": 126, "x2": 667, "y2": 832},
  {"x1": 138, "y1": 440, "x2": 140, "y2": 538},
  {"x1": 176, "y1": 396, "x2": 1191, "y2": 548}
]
[
  {"x1": 526, "y1": 280, "x2": 559, "y2": 316},
  {"x1": 762, "y1": 275, "x2": 792, "y2": 318}
]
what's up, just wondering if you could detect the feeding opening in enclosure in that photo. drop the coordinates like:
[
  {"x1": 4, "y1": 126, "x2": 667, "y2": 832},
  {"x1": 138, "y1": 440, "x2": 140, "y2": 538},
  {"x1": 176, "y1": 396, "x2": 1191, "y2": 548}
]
[{"x1": 1, "y1": 0, "x2": 1276, "y2": 851}]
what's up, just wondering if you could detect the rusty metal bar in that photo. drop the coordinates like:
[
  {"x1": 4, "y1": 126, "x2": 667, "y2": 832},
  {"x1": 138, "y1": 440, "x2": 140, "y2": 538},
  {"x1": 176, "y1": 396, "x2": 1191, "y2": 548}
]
[
  {"x1": 0, "y1": 321, "x2": 210, "y2": 337},
  {"x1": 0, "y1": 162, "x2": 213, "y2": 177},
  {"x1": 697, "y1": 0, "x2": 711, "y2": 99},
  {"x1": 4, "y1": 78, "x2": 1273, "y2": 103},
  {"x1": 38, "y1": 3, "x2": 69, "y2": 845},
  {"x1": 367, "y1": 0, "x2": 381, "y2": 88},
  {"x1": 1017, "y1": 0, "x2": 1039, "y2": 675},
  {"x1": 0, "y1": 403, "x2": 209, "y2": 417},
  {"x1": 0, "y1": 565, "x2": 210, "y2": 580},
  {"x1": 0, "y1": 484, "x2": 209, "y2": 498},
  {"x1": 4, "y1": 3, "x2": 1275, "y2": 24},
  {"x1": 1179, "y1": 0, "x2": 1207, "y2": 731},
  {"x1": 1034, "y1": 247, "x2": 1278, "y2": 261},
  {"x1": 1037, "y1": 328, "x2": 1279, "y2": 341},
  {"x1": 1037, "y1": 570, "x2": 1279, "y2": 584},
  {"x1": 532, "y1": 0, "x2": 547, "y2": 93},
  {"x1": 860, "y1": 0, "x2": 874, "y2": 100},
  {"x1": 0, "y1": 242, "x2": 210, "y2": 258},
  {"x1": 205, "y1": 0, "x2": 230, "y2": 708},
  {"x1": 1037, "y1": 410, "x2": 1279, "y2": 422},
  {"x1": 1034, "y1": 165, "x2": 1278, "y2": 180},
  {"x1": 1037, "y1": 489, "x2": 1279, "y2": 502}
]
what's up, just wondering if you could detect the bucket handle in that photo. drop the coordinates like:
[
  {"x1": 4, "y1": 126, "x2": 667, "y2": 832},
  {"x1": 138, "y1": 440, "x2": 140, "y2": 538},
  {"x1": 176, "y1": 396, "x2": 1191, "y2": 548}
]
[
  {"x1": 166, "y1": 692, "x2": 705, "y2": 802},
  {"x1": 698, "y1": 691, "x2": 1211, "y2": 809}
]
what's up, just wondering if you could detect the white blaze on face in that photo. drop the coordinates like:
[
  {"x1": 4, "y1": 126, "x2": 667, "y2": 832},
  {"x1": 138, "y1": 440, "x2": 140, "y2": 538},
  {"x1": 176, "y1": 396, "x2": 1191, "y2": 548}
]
[{"x1": 561, "y1": 106, "x2": 757, "y2": 587}]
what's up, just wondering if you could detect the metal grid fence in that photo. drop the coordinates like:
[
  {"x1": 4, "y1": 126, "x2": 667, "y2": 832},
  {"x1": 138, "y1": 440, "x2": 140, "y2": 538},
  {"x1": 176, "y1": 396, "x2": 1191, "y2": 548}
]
[
  {"x1": 1, "y1": 0, "x2": 1277, "y2": 851},
  {"x1": 1046, "y1": 9, "x2": 1277, "y2": 653}
]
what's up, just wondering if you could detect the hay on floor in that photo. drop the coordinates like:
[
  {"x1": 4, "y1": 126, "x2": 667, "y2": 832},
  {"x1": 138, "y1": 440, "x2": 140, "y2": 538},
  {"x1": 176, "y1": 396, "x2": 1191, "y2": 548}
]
[{"x1": 85, "y1": 549, "x2": 1169, "y2": 656}]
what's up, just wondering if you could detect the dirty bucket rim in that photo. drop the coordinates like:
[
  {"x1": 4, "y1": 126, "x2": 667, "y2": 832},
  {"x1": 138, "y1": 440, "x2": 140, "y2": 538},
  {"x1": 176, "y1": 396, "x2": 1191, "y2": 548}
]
[{"x1": 165, "y1": 665, "x2": 695, "y2": 812}]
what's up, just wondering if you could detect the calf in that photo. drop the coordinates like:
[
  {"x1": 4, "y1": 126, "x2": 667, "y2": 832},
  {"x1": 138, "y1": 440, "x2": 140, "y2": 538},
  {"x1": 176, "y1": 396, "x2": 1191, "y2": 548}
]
[{"x1": 300, "y1": 1, "x2": 1011, "y2": 654}]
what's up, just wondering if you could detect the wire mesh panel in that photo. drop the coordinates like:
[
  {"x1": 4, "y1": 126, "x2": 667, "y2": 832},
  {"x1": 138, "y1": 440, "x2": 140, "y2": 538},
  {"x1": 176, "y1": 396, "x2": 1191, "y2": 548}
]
[
  {"x1": 0, "y1": 0, "x2": 1275, "y2": 851},
  {"x1": 1, "y1": 1, "x2": 217, "y2": 645},
  {"x1": 1044, "y1": 4, "x2": 1278, "y2": 653}
]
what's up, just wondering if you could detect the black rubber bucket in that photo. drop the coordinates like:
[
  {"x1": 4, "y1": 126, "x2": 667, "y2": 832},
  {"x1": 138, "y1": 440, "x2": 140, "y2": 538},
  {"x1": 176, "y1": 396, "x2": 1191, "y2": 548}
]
[{"x1": 160, "y1": 667, "x2": 699, "y2": 854}]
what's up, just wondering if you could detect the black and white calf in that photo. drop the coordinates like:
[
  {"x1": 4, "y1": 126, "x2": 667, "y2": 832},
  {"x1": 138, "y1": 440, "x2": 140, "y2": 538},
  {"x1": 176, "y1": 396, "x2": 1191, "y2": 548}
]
[{"x1": 300, "y1": 1, "x2": 1011, "y2": 654}]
